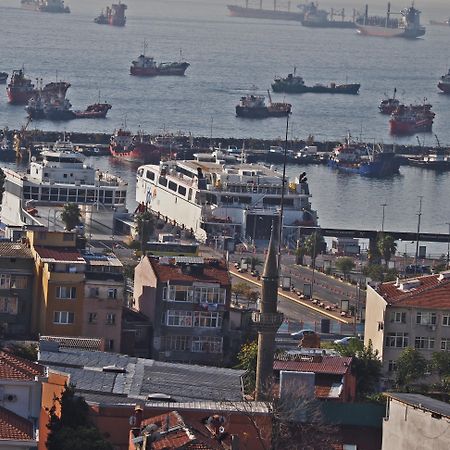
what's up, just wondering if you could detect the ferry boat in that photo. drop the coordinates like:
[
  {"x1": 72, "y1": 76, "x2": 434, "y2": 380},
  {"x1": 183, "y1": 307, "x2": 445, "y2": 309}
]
[
  {"x1": 21, "y1": 0, "x2": 70, "y2": 13},
  {"x1": 235, "y1": 93, "x2": 291, "y2": 118},
  {"x1": 7, "y1": 69, "x2": 35, "y2": 105},
  {"x1": 328, "y1": 135, "x2": 400, "y2": 177},
  {"x1": 227, "y1": 2, "x2": 304, "y2": 22},
  {"x1": 438, "y1": 69, "x2": 450, "y2": 94},
  {"x1": 379, "y1": 89, "x2": 400, "y2": 114},
  {"x1": 356, "y1": 3, "x2": 425, "y2": 38},
  {"x1": 130, "y1": 54, "x2": 190, "y2": 77},
  {"x1": 272, "y1": 72, "x2": 360, "y2": 94},
  {"x1": 94, "y1": 2, "x2": 127, "y2": 26},
  {"x1": 389, "y1": 103, "x2": 435, "y2": 135},
  {"x1": 136, "y1": 157, "x2": 318, "y2": 243},
  {"x1": 109, "y1": 129, "x2": 175, "y2": 164},
  {"x1": 0, "y1": 138, "x2": 128, "y2": 229}
]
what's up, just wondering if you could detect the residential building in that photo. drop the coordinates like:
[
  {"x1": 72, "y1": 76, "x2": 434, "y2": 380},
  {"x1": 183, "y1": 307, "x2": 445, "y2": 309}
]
[
  {"x1": 383, "y1": 393, "x2": 450, "y2": 450},
  {"x1": 364, "y1": 272, "x2": 450, "y2": 377},
  {"x1": 0, "y1": 242, "x2": 34, "y2": 339},
  {"x1": 120, "y1": 307, "x2": 152, "y2": 357},
  {"x1": 133, "y1": 255, "x2": 231, "y2": 364}
]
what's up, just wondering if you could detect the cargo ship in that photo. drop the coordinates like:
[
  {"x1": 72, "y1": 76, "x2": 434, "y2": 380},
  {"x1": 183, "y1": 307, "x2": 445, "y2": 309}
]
[
  {"x1": 227, "y1": 1, "x2": 304, "y2": 22},
  {"x1": 389, "y1": 103, "x2": 435, "y2": 135},
  {"x1": 356, "y1": 3, "x2": 425, "y2": 38},
  {"x1": 301, "y1": 3, "x2": 356, "y2": 28},
  {"x1": 130, "y1": 52, "x2": 189, "y2": 77},
  {"x1": 110, "y1": 129, "x2": 173, "y2": 164},
  {"x1": 328, "y1": 135, "x2": 400, "y2": 177},
  {"x1": 438, "y1": 69, "x2": 450, "y2": 94},
  {"x1": 21, "y1": 0, "x2": 70, "y2": 13},
  {"x1": 235, "y1": 92, "x2": 291, "y2": 118},
  {"x1": 272, "y1": 71, "x2": 360, "y2": 94},
  {"x1": 94, "y1": 2, "x2": 127, "y2": 26}
]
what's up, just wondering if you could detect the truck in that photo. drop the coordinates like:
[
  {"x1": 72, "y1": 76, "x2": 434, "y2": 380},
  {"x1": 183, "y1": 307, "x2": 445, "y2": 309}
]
[{"x1": 280, "y1": 276, "x2": 291, "y2": 291}]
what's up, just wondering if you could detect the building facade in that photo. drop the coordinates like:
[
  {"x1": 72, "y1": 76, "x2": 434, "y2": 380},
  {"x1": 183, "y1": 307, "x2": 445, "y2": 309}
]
[
  {"x1": 364, "y1": 272, "x2": 450, "y2": 377},
  {"x1": 0, "y1": 243, "x2": 34, "y2": 339},
  {"x1": 133, "y1": 255, "x2": 231, "y2": 364}
]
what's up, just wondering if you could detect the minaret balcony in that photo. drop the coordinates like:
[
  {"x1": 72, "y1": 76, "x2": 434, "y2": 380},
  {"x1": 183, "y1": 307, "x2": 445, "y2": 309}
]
[{"x1": 252, "y1": 311, "x2": 284, "y2": 331}]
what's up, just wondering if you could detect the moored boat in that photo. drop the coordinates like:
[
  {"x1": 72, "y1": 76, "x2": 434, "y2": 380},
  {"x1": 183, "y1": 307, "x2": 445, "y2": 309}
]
[
  {"x1": 389, "y1": 103, "x2": 435, "y2": 135},
  {"x1": 272, "y1": 71, "x2": 360, "y2": 94},
  {"x1": 7, "y1": 69, "x2": 35, "y2": 104},
  {"x1": 438, "y1": 69, "x2": 450, "y2": 94},
  {"x1": 130, "y1": 53, "x2": 189, "y2": 76},
  {"x1": 235, "y1": 92, "x2": 291, "y2": 118},
  {"x1": 74, "y1": 103, "x2": 112, "y2": 119},
  {"x1": 379, "y1": 88, "x2": 400, "y2": 114},
  {"x1": 408, "y1": 148, "x2": 450, "y2": 170}
]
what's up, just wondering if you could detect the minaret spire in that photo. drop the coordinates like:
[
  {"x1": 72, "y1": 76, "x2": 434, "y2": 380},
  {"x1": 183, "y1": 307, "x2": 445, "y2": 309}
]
[{"x1": 253, "y1": 222, "x2": 283, "y2": 401}]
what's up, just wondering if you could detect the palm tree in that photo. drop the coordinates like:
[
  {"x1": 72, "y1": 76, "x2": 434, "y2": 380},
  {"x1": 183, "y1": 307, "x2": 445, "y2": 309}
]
[
  {"x1": 245, "y1": 256, "x2": 262, "y2": 271},
  {"x1": 377, "y1": 233, "x2": 397, "y2": 268},
  {"x1": 60, "y1": 203, "x2": 81, "y2": 231},
  {"x1": 303, "y1": 231, "x2": 324, "y2": 268}
]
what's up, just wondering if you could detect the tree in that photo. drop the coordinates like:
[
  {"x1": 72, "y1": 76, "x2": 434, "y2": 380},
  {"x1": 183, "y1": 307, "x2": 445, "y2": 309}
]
[
  {"x1": 377, "y1": 233, "x2": 397, "y2": 268},
  {"x1": 236, "y1": 341, "x2": 258, "y2": 394},
  {"x1": 232, "y1": 282, "x2": 251, "y2": 304},
  {"x1": 4, "y1": 343, "x2": 37, "y2": 362},
  {"x1": 60, "y1": 203, "x2": 81, "y2": 231},
  {"x1": 335, "y1": 257, "x2": 355, "y2": 280},
  {"x1": 302, "y1": 232, "x2": 325, "y2": 268},
  {"x1": 430, "y1": 351, "x2": 450, "y2": 381},
  {"x1": 363, "y1": 264, "x2": 384, "y2": 281},
  {"x1": 396, "y1": 347, "x2": 428, "y2": 387},
  {"x1": 47, "y1": 384, "x2": 113, "y2": 450},
  {"x1": 335, "y1": 339, "x2": 382, "y2": 398},
  {"x1": 135, "y1": 210, "x2": 154, "y2": 252}
]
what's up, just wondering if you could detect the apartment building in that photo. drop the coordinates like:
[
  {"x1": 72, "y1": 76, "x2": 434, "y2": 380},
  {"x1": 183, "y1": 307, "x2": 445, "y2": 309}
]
[
  {"x1": 364, "y1": 271, "x2": 450, "y2": 377},
  {"x1": 133, "y1": 255, "x2": 231, "y2": 364},
  {"x1": 0, "y1": 242, "x2": 34, "y2": 338}
]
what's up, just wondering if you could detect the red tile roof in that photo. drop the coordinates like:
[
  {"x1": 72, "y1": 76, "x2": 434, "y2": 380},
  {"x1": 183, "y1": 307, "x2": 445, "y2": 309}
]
[
  {"x1": 376, "y1": 274, "x2": 450, "y2": 309},
  {"x1": 0, "y1": 351, "x2": 46, "y2": 381},
  {"x1": 149, "y1": 257, "x2": 230, "y2": 286},
  {"x1": 274, "y1": 356, "x2": 352, "y2": 375},
  {"x1": 0, "y1": 406, "x2": 34, "y2": 441},
  {"x1": 34, "y1": 246, "x2": 85, "y2": 263}
]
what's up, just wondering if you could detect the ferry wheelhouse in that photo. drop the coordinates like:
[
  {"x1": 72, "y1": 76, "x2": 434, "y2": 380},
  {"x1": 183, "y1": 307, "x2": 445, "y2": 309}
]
[
  {"x1": 136, "y1": 158, "x2": 317, "y2": 243},
  {"x1": 1, "y1": 140, "x2": 128, "y2": 229}
]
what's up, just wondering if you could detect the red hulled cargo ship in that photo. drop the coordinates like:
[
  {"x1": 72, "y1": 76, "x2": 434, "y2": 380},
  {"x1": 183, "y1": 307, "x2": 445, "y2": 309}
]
[{"x1": 389, "y1": 103, "x2": 435, "y2": 135}]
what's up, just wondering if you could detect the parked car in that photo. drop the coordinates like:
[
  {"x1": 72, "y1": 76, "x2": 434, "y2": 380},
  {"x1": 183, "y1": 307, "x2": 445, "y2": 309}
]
[
  {"x1": 333, "y1": 336, "x2": 361, "y2": 346},
  {"x1": 291, "y1": 329, "x2": 317, "y2": 339}
]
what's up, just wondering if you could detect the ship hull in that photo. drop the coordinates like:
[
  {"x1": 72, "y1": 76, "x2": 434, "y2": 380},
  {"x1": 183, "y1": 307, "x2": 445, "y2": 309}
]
[
  {"x1": 130, "y1": 63, "x2": 189, "y2": 76},
  {"x1": 438, "y1": 82, "x2": 450, "y2": 94},
  {"x1": 109, "y1": 18, "x2": 126, "y2": 26},
  {"x1": 407, "y1": 159, "x2": 450, "y2": 170},
  {"x1": 356, "y1": 24, "x2": 425, "y2": 38},
  {"x1": 272, "y1": 83, "x2": 360, "y2": 94},
  {"x1": 110, "y1": 143, "x2": 171, "y2": 164},
  {"x1": 227, "y1": 5, "x2": 304, "y2": 21},
  {"x1": 328, "y1": 154, "x2": 400, "y2": 177},
  {"x1": 302, "y1": 20, "x2": 355, "y2": 28},
  {"x1": 7, "y1": 89, "x2": 35, "y2": 105},
  {"x1": 235, "y1": 105, "x2": 290, "y2": 118},
  {"x1": 389, "y1": 119, "x2": 433, "y2": 135}
]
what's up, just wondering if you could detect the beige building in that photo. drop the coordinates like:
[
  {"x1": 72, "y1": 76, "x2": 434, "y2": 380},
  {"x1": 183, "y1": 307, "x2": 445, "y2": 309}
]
[{"x1": 364, "y1": 271, "x2": 450, "y2": 377}]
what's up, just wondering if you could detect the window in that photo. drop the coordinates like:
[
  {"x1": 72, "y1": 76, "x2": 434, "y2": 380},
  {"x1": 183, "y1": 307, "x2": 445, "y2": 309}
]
[
  {"x1": 388, "y1": 360, "x2": 397, "y2": 372},
  {"x1": 193, "y1": 311, "x2": 222, "y2": 328},
  {"x1": 146, "y1": 170, "x2": 155, "y2": 181},
  {"x1": 53, "y1": 311, "x2": 74, "y2": 324},
  {"x1": 443, "y1": 315, "x2": 450, "y2": 327},
  {"x1": 193, "y1": 287, "x2": 226, "y2": 305},
  {"x1": 107, "y1": 288, "x2": 118, "y2": 299},
  {"x1": 56, "y1": 286, "x2": 77, "y2": 299},
  {"x1": 166, "y1": 310, "x2": 192, "y2": 327},
  {"x1": 415, "y1": 337, "x2": 435, "y2": 349},
  {"x1": 385, "y1": 333, "x2": 409, "y2": 348},
  {"x1": 391, "y1": 311, "x2": 406, "y2": 323},
  {"x1": 89, "y1": 287, "x2": 99, "y2": 298},
  {"x1": 178, "y1": 185, "x2": 186, "y2": 196},
  {"x1": 166, "y1": 335, "x2": 189, "y2": 351},
  {"x1": 0, "y1": 274, "x2": 11, "y2": 289},
  {"x1": 88, "y1": 313, "x2": 97, "y2": 324},
  {"x1": 416, "y1": 312, "x2": 437, "y2": 325},
  {"x1": 191, "y1": 336, "x2": 223, "y2": 353},
  {"x1": 0, "y1": 297, "x2": 18, "y2": 315},
  {"x1": 159, "y1": 176, "x2": 167, "y2": 187},
  {"x1": 106, "y1": 313, "x2": 116, "y2": 325},
  {"x1": 168, "y1": 181, "x2": 177, "y2": 192},
  {"x1": 164, "y1": 286, "x2": 194, "y2": 303},
  {"x1": 441, "y1": 339, "x2": 450, "y2": 351},
  {"x1": 107, "y1": 339, "x2": 114, "y2": 351}
]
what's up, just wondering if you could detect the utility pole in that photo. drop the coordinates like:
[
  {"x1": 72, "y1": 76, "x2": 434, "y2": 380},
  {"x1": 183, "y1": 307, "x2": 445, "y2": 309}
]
[
  {"x1": 414, "y1": 196, "x2": 423, "y2": 271},
  {"x1": 381, "y1": 203, "x2": 387, "y2": 232}
]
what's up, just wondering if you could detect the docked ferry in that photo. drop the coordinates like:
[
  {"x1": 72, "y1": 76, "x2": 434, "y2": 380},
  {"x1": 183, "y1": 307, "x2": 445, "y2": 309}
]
[
  {"x1": 0, "y1": 138, "x2": 128, "y2": 229},
  {"x1": 136, "y1": 158, "x2": 317, "y2": 243}
]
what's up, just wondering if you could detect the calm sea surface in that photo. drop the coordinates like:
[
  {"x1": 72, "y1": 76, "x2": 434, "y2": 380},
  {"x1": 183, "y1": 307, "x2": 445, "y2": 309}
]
[{"x1": 0, "y1": 0, "x2": 449, "y2": 252}]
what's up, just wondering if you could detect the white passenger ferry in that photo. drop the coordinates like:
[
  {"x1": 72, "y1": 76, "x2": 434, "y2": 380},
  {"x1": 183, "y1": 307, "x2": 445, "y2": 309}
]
[
  {"x1": 136, "y1": 157, "x2": 317, "y2": 243},
  {"x1": 1, "y1": 138, "x2": 128, "y2": 230}
]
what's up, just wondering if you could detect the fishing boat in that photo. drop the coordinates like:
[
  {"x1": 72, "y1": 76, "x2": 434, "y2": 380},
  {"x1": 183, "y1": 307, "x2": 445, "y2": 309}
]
[
  {"x1": 408, "y1": 148, "x2": 450, "y2": 170},
  {"x1": 356, "y1": 3, "x2": 425, "y2": 38},
  {"x1": 379, "y1": 88, "x2": 400, "y2": 114},
  {"x1": 235, "y1": 92, "x2": 291, "y2": 118},
  {"x1": 438, "y1": 69, "x2": 450, "y2": 94},
  {"x1": 272, "y1": 71, "x2": 360, "y2": 94},
  {"x1": 74, "y1": 103, "x2": 112, "y2": 119},
  {"x1": 7, "y1": 69, "x2": 35, "y2": 104},
  {"x1": 389, "y1": 103, "x2": 435, "y2": 135}
]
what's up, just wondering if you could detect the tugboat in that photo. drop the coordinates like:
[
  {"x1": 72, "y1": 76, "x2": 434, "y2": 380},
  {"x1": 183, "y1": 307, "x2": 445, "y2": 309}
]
[
  {"x1": 21, "y1": 0, "x2": 70, "y2": 13},
  {"x1": 110, "y1": 129, "x2": 171, "y2": 164},
  {"x1": 328, "y1": 134, "x2": 400, "y2": 177},
  {"x1": 6, "y1": 69, "x2": 35, "y2": 105},
  {"x1": 0, "y1": 72, "x2": 8, "y2": 84},
  {"x1": 438, "y1": 69, "x2": 450, "y2": 94},
  {"x1": 379, "y1": 88, "x2": 400, "y2": 114},
  {"x1": 74, "y1": 103, "x2": 112, "y2": 119},
  {"x1": 356, "y1": 3, "x2": 425, "y2": 38},
  {"x1": 389, "y1": 103, "x2": 435, "y2": 135},
  {"x1": 272, "y1": 70, "x2": 360, "y2": 94},
  {"x1": 130, "y1": 46, "x2": 190, "y2": 76},
  {"x1": 235, "y1": 91, "x2": 292, "y2": 118},
  {"x1": 94, "y1": 2, "x2": 127, "y2": 26}
]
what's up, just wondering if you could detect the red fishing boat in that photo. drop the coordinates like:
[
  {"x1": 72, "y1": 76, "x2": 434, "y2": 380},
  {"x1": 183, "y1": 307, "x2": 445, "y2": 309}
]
[
  {"x1": 74, "y1": 103, "x2": 112, "y2": 119},
  {"x1": 389, "y1": 103, "x2": 435, "y2": 135},
  {"x1": 7, "y1": 69, "x2": 35, "y2": 104}
]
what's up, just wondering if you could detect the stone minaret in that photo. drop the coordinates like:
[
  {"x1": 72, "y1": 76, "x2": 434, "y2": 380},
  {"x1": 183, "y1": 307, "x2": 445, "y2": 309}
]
[{"x1": 253, "y1": 225, "x2": 283, "y2": 400}]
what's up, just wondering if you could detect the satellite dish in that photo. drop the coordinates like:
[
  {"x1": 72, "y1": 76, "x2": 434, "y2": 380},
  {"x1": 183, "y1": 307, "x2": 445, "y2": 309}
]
[{"x1": 219, "y1": 426, "x2": 225, "y2": 434}]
